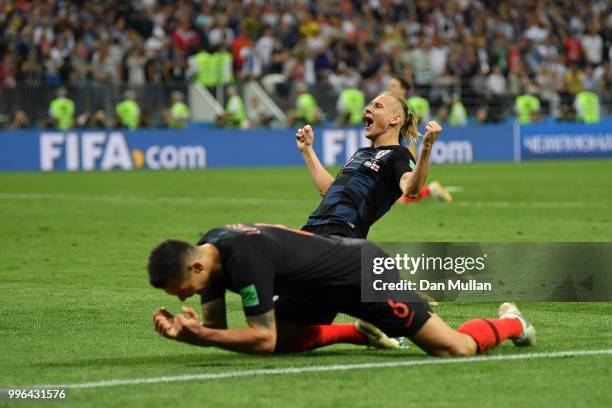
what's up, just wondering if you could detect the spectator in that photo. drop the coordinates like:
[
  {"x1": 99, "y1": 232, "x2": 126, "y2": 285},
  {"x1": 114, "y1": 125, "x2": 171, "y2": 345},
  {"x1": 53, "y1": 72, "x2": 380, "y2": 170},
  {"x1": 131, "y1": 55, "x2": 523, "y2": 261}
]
[
  {"x1": 429, "y1": 36, "x2": 450, "y2": 80},
  {"x1": 87, "y1": 110, "x2": 110, "y2": 129},
  {"x1": 216, "y1": 45, "x2": 234, "y2": 86},
  {"x1": 69, "y1": 41, "x2": 92, "y2": 85},
  {"x1": 0, "y1": 53, "x2": 17, "y2": 88},
  {"x1": 536, "y1": 65, "x2": 561, "y2": 118},
  {"x1": 33, "y1": 15, "x2": 54, "y2": 46},
  {"x1": 430, "y1": 66, "x2": 457, "y2": 104},
  {"x1": 126, "y1": 47, "x2": 147, "y2": 87},
  {"x1": 507, "y1": 66, "x2": 524, "y2": 95},
  {"x1": 208, "y1": 14, "x2": 234, "y2": 49},
  {"x1": 490, "y1": 35, "x2": 510, "y2": 73},
  {"x1": 166, "y1": 91, "x2": 190, "y2": 129},
  {"x1": 557, "y1": 103, "x2": 575, "y2": 122},
  {"x1": 115, "y1": 89, "x2": 141, "y2": 130},
  {"x1": 449, "y1": 94, "x2": 468, "y2": 127},
  {"x1": 387, "y1": 75, "x2": 410, "y2": 102},
  {"x1": 191, "y1": 44, "x2": 218, "y2": 88},
  {"x1": 261, "y1": 37, "x2": 289, "y2": 95},
  {"x1": 146, "y1": 48, "x2": 165, "y2": 85},
  {"x1": 247, "y1": 96, "x2": 274, "y2": 128},
  {"x1": 144, "y1": 27, "x2": 166, "y2": 59},
  {"x1": 335, "y1": 86, "x2": 365, "y2": 127},
  {"x1": 407, "y1": 92, "x2": 431, "y2": 124},
  {"x1": 564, "y1": 64, "x2": 585, "y2": 95},
  {"x1": 592, "y1": 61, "x2": 609, "y2": 93},
  {"x1": 486, "y1": 65, "x2": 507, "y2": 96},
  {"x1": 581, "y1": 27, "x2": 603, "y2": 66},
  {"x1": 549, "y1": 54, "x2": 568, "y2": 93},
  {"x1": 582, "y1": 65, "x2": 599, "y2": 91},
  {"x1": 410, "y1": 37, "x2": 433, "y2": 94},
  {"x1": 20, "y1": 51, "x2": 44, "y2": 85},
  {"x1": 162, "y1": 45, "x2": 188, "y2": 84},
  {"x1": 536, "y1": 36, "x2": 559, "y2": 67},
  {"x1": 195, "y1": 3, "x2": 215, "y2": 32},
  {"x1": 514, "y1": 92, "x2": 541, "y2": 124},
  {"x1": 232, "y1": 21, "x2": 254, "y2": 77},
  {"x1": 434, "y1": 105, "x2": 449, "y2": 124},
  {"x1": 241, "y1": 43, "x2": 264, "y2": 80},
  {"x1": 574, "y1": 91, "x2": 600, "y2": 124},
  {"x1": 329, "y1": 63, "x2": 361, "y2": 94},
  {"x1": 223, "y1": 86, "x2": 248, "y2": 128},
  {"x1": 474, "y1": 106, "x2": 490, "y2": 124},
  {"x1": 507, "y1": 44, "x2": 523, "y2": 74},
  {"x1": 256, "y1": 26, "x2": 275, "y2": 73},
  {"x1": 171, "y1": 16, "x2": 199, "y2": 54},
  {"x1": 563, "y1": 30, "x2": 582, "y2": 65},
  {"x1": 525, "y1": 16, "x2": 550, "y2": 44},
  {"x1": 278, "y1": 16, "x2": 299, "y2": 49},
  {"x1": 470, "y1": 67, "x2": 489, "y2": 97},
  {"x1": 8, "y1": 111, "x2": 30, "y2": 129},
  {"x1": 48, "y1": 87, "x2": 75, "y2": 130},
  {"x1": 289, "y1": 83, "x2": 320, "y2": 126},
  {"x1": 145, "y1": 47, "x2": 167, "y2": 113},
  {"x1": 312, "y1": 69, "x2": 338, "y2": 119},
  {"x1": 1, "y1": 0, "x2": 611, "y2": 127},
  {"x1": 92, "y1": 42, "x2": 120, "y2": 84}
]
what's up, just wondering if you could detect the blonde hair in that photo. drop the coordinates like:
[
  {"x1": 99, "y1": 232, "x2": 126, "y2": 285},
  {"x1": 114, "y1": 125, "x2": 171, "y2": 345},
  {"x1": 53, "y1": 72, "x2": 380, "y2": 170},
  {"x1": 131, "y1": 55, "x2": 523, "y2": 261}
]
[{"x1": 381, "y1": 91, "x2": 420, "y2": 152}]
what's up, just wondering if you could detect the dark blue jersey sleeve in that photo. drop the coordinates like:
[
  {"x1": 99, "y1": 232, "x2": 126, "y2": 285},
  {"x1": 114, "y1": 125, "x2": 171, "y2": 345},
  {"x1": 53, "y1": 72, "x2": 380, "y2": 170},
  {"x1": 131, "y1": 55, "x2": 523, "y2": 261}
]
[
  {"x1": 393, "y1": 147, "x2": 415, "y2": 185},
  {"x1": 224, "y1": 245, "x2": 276, "y2": 316}
]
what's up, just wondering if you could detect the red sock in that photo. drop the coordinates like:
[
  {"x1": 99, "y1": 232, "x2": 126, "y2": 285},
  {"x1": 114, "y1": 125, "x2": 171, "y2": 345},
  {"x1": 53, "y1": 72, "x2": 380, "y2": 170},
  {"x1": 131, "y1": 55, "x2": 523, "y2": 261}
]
[
  {"x1": 457, "y1": 318, "x2": 523, "y2": 353},
  {"x1": 401, "y1": 186, "x2": 431, "y2": 203},
  {"x1": 283, "y1": 324, "x2": 367, "y2": 352},
  {"x1": 419, "y1": 186, "x2": 431, "y2": 199}
]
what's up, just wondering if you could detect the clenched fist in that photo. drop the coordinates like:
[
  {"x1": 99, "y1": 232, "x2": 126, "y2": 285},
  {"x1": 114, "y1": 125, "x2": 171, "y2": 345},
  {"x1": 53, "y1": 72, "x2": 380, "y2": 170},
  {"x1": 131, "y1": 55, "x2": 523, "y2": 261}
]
[
  {"x1": 296, "y1": 125, "x2": 314, "y2": 152},
  {"x1": 423, "y1": 121, "x2": 442, "y2": 147}
]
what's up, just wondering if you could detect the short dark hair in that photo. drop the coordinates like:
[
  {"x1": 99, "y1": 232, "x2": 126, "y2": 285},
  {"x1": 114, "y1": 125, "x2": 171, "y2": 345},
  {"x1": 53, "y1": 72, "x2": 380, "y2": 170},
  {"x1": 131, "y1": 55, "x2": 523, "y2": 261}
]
[
  {"x1": 147, "y1": 239, "x2": 194, "y2": 288},
  {"x1": 392, "y1": 76, "x2": 411, "y2": 92}
]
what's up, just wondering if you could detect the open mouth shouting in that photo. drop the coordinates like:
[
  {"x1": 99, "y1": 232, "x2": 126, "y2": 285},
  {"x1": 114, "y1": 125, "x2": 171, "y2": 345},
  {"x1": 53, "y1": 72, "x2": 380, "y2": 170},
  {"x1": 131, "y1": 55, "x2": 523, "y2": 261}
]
[{"x1": 363, "y1": 114, "x2": 374, "y2": 132}]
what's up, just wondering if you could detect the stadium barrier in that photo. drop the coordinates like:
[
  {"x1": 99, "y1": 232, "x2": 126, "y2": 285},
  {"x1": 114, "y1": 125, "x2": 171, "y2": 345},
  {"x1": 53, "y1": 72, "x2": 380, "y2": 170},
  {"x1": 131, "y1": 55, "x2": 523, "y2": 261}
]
[
  {"x1": 520, "y1": 122, "x2": 612, "y2": 160},
  {"x1": 0, "y1": 123, "x2": 610, "y2": 172}
]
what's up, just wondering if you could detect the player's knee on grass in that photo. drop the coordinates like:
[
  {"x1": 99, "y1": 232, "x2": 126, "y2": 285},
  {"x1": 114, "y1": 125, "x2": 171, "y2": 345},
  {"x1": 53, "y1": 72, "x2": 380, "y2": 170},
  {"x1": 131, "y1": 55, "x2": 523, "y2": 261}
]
[
  {"x1": 421, "y1": 335, "x2": 477, "y2": 357},
  {"x1": 274, "y1": 322, "x2": 307, "y2": 353},
  {"x1": 410, "y1": 314, "x2": 478, "y2": 357},
  {"x1": 446, "y1": 335, "x2": 478, "y2": 357}
]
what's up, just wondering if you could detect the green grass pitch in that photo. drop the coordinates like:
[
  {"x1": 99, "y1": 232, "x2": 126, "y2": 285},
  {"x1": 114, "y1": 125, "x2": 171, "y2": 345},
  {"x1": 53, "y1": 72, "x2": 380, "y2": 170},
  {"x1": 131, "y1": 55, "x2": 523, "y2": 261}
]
[{"x1": 1, "y1": 159, "x2": 611, "y2": 407}]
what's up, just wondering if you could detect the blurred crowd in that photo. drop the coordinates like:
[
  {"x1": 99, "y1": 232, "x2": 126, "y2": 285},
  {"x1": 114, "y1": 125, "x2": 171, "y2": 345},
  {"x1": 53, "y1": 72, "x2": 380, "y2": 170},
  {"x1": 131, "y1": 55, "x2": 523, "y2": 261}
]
[{"x1": 1, "y1": 0, "x2": 611, "y2": 129}]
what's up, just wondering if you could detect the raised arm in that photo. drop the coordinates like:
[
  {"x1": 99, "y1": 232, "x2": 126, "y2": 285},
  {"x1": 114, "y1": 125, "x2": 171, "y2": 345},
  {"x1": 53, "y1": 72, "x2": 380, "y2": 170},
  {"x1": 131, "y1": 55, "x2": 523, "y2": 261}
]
[
  {"x1": 296, "y1": 125, "x2": 335, "y2": 197},
  {"x1": 399, "y1": 121, "x2": 442, "y2": 197},
  {"x1": 154, "y1": 307, "x2": 277, "y2": 354}
]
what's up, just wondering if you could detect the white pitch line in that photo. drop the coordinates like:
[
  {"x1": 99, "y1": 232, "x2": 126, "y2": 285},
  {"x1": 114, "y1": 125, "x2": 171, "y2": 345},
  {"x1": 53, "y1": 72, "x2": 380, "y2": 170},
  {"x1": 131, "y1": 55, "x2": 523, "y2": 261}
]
[
  {"x1": 443, "y1": 186, "x2": 463, "y2": 193},
  {"x1": 11, "y1": 349, "x2": 612, "y2": 391},
  {"x1": 0, "y1": 192, "x2": 610, "y2": 209}
]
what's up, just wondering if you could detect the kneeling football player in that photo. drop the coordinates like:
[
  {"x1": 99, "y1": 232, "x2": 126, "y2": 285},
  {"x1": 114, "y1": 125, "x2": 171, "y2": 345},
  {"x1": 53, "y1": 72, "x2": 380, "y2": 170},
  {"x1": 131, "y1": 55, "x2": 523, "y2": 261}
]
[{"x1": 148, "y1": 223, "x2": 535, "y2": 355}]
